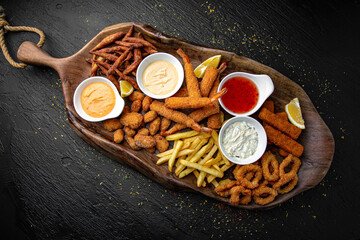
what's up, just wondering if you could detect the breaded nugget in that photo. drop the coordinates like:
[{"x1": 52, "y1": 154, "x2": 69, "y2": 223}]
[
  {"x1": 113, "y1": 129, "x2": 124, "y2": 143},
  {"x1": 123, "y1": 126, "x2": 136, "y2": 137},
  {"x1": 120, "y1": 112, "x2": 144, "y2": 129},
  {"x1": 146, "y1": 147, "x2": 156, "y2": 153},
  {"x1": 131, "y1": 99, "x2": 142, "y2": 112},
  {"x1": 154, "y1": 134, "x2": 169, "y2": 153},
  {"x1": 149, "y1": 116, "x2": 161, "y2": 135},
  {"x1": 134, "y1": 134, "x2": 156, "y2": 148},
  {"x1": 103, "y1": 118, "x2": 122, "y2": 131},
  {"x1": 142, "y1": 96, "x2": 153, "y2": 112},
  {"x1": 137, "y1": 128, "x2": 150, "y2": 136},
  {"x1": 144, "y1": 110, "x2": 158, "y2": 123},
  {"x1": 125, "y1": 135, "x2": 141, "y2": 150},
  {"x1": 160, "y1": 118, "x2": 171, "y2": 132},
  {"x1": 129, "y1": 91, "x2": 145, "y2": 101},
  {"x1": 259, "y1": 108, "x2": 302, "y2": 140}
]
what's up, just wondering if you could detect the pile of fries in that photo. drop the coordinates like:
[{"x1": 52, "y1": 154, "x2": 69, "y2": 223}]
[{"x1": 156, "y1": 130, "x2": 234, "y2": 188}]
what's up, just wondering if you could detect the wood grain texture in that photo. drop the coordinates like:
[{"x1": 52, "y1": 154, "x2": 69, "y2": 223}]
[{"x1": 17, "y1": 22, "x2": 334, "y2": 210}]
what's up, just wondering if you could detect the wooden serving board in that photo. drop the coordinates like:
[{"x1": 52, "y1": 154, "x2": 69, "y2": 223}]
[{"x1": 17, "y1": 22, "x2": 335, "y2": 210}]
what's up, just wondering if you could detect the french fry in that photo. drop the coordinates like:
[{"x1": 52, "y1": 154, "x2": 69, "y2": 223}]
[
  {"x1": 218, "y1": 178, "x2": 232, "y2": 185},
  {"x1": 156, "y1": 141, "x2": 191, "y2": 158},
  {"x1": 193, "y1": 170, "x2": 206, "y2": 187},
  {"x1": 180, "y1": 160, "x2": 223, "y2": 178},
  {"x1": 156, "y1": 149, "x2": 195, "y2": 165},
  {"x1": 207, "y1": 163, "x2": 234, "y2": 183},
  {"x1": 201, "y1": 145, "x2": 218, "y2": 164},
  {"x1": 165, "y1": 130, "x2": 200, "y2": 141},
  {"x1": 211, "y1": 130, "x2": 231, "y2": 165},
  {"x1": 212, "y1": 164, "x2": 221, "y2": 172},
  {"x1": 197, "y1": 171, "x2": 207, "y2": 187},
  {"x1": 211, "y1": 179, "x2": 219, "y2": 188},
  {"x1": 168, "y1": 140, "x2": 183, "y2": 172}
]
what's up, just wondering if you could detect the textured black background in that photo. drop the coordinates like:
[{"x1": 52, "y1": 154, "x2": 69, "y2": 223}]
[{"x1": 0, "y1": 0, "x2": 359, "y2": 239}]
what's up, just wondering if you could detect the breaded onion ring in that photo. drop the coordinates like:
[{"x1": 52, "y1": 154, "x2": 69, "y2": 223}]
[
  {"x1": 214, "y1": 180, "x2": 238, "y2": 197},
  {"x1": 279, "y1": 154, "x2": 301, "y2": 176},
  {"x1": 234, "y1": 164, "x2": 262, "y2": 189},
  {"x1": 261, "y1": 151, "x2": 280, "y2": 181},
  {"x1": 229, "y1": 186, "x2": 252, "y2": 205},
  {"x1": 273, "y1": 171, "x2": 298, "y2": 194},
  {"x1": 252, "y1": 186, "x2": 278, "y2": 205}
]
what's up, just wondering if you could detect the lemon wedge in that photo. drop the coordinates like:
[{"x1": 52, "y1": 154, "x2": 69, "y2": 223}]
[
  {"x1": 194, "y1": 55, "x2": 221, "y2": 78},
  {"x1": 120, "y1": 80, "x2": 134, "y2": 97},
  {"x1": 285, "y1": 98, "x2": 305, "y2": 129}
]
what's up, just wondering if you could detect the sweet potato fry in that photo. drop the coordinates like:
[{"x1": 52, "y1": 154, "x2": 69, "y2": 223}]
[
  {"x1": 124, "y1": 37, "x2": 156, "y2": 49},
  {"x1": 264, "y1": 125, "x2": 303, "y2": 157},
  {"x1": 123, "y1": 25, "x2": 134, "y2": 40},
  {"x1": 115, "y1": 41, "x2": 143, "y2": 48},
  {"x1": 90, "y1": 56, "x2": 103, "y2": 77},
  {"x1": 114, "y1": 69, "x2": 140, "y2": 90},
  {"x1": 176, "y1": 48, "x2": 202, "y2": 98},
  {"x1": 150, "y1": 101, "x2": 212, "y2": 133},
  {"x1": 107, "y1": 47, "x2": 133, "y2": 75},
  {"x1": 96, "y1": 64, "x2": 120, "y2": 91},
  {"x1": 91, "y1": 51, "x2": 118, "y2": 62},
  {"x1": 123, "y1": 57, "x2": 142, "y2": 75},
  {"x1": 259, "y1": 108, "x2": 302, "y2": 140},
  {"x1": 95, "y1": 45, "x2": 129, "y2": 53},
  {"x1": 91, "y1": 31, "x2": 125, "y2": 52}
]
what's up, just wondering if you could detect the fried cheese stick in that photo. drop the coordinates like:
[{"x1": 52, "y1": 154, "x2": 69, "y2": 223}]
[
  {"x1": 176, "y1": 48, "x2": 202, "y2": 98},
  {"x1": 150, "y1": 101, "x2": 212, "y2": 133}
]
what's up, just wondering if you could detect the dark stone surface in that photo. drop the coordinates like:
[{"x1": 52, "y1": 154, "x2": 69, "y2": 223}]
[{"x1": 0, "y1": 0, "x2": 359, "y2": 239}]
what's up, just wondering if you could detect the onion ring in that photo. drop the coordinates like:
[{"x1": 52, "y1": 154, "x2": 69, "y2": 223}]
[
  {"x1": 279, "y1": 154, "x2": 301, "y2": 176},
  {"x1": 229, "y1": 186, "x2": 252, "y2": 205},
  {"x1": 234, "y1": 164, "x2": 262, "y2": 189},
  {"x1": 273, "y1": 171, "x2": 298, "y2": 194},
  {"x1": 214, "y1": 180, "x2": 238, "y2": 197},
  {"x1": 261, "y1": 151, "x2": 280, "y2": 181},
  {"x1": 252, "y1": 186, "x2": 278, "y2": 205}
]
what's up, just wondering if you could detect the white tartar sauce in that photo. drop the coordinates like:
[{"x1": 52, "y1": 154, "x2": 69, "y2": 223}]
[{"x1": 222, "y1": 121, "x2": 258, "y2": 159}]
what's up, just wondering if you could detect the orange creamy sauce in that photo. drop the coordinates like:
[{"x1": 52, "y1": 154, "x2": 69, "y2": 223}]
[
  {"x1": 81, "y1": 82, "x2": 115, "y2": 118},
  {"x1": 143, "y1": 60, "x2": 178, "y2": 95}
]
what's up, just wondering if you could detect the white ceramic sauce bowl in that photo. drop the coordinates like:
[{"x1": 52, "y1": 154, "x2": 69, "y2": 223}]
[
  {"x1": 218, "y1": 72, "x2": 274, "y2": 117},
  {"x1": 73, "y1": 76, "x2": 125, "y2": 122},
  {"x1": 219, "y1": 116, "x2": 267, "y2": 165},
  {"x1": 136, "y1": 52, "x2": 184, "y2": 99}
]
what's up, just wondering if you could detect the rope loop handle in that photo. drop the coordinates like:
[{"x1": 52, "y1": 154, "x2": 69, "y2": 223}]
[{"x1": 0, "y1": 5, "x2": 45, "y2": 68}]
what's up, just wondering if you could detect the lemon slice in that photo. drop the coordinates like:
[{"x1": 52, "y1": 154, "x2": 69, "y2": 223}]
[
  {"x1": 285, "y1": 98, "x2": 305, "y2": 129},
  {"x1": 194, "y1": 55, "x2": 221, "y2": 78},
  {"x1": 120, "y1": 80, "x2": 134, "y2": 97}
]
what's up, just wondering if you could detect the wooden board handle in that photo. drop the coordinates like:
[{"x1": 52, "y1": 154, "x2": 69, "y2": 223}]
[{"x1": 17, "y1": 41, "x2": 62, "y2": 72}]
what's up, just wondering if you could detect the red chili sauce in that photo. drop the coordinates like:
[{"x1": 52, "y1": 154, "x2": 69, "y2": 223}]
[{"x1": 221, "y1": 77, "x2": 259, "y2": 113}]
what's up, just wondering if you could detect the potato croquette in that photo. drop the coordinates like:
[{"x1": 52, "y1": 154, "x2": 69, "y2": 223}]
[
  {"x1": 103, "y1": 118, "x2": 122, "y2": 131},
  {"x1": 144, "y1": 110, "x2": 158, "y2": 123},
  {"x1": 123, "y1": 126, "x2": 136, "y2": 137},
  {"x1": 129, "y1": 91, "x2": 145, "y2": 101},
  {"x1": 155, "y1": 134, "x2": 169, "y2": 152},
  {"x1": 120, "y1": 112, "x2": 144, "y2": 129},
  {"x1": 134, "y1": 134, "x2": 156, "y2": 148},
  {"x1": 131, "y1": 99, "x2": 142, "y2": 112},
  {"x1": 149, "y1": 116, "x2": 161, "y2": 135},
  {"x1": 142, "y1": 96, "x2": 153, "y2": 112},
  {"x1": 137, "y1": 128, "x2": 149, "y2": 136},
  {"x1": 113, "y1": 129, "x2": 124, "y2": 143}
]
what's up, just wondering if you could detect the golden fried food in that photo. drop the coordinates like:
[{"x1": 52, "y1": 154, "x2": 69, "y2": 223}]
[
  {"x1": 123, "y1": 126, "x2": 136, "y2": 137},
  {"x1": 113, "y1": 129, "x2": 124, "y2": 143},
  {"x1": 131, "y1": 99, "x2": 142, "y2": 112},
  {"x1": 229, "y1": 186, "x2": 252, "y2": 205},
  {"x1": 279, "y1": 154, "x2": 301, "y2": 176},
  {"x1": 91, "y1": 31, "x2": 125, "y2": 52},
  {"x1": 214, "y1": 181, "x2": 238, "y2": 197},
  {"x1": 149, "y1": 116, "x2": 161, "y2": 135},
  {"x1": 273, "y1": 172, "x2": 298, "y2": 194},
  {"x1": 278, "y1": 148, "x2": 289, "y2": 157},
  {"x1": 150, "y1": 101, "x2": 212, "y2": 133},
  {"x1": 146, "y1": 147, "x2": 156, "y2": 153},
  {"x1": 134, "y1": 134, "x2": 156, "y2": 149},
  {"x1": 259, "y1": 107, "x2": 302, "y2": 140},
  {"x1": 120, "y1": 112, "x2": 144, "y2": 129},
  {"x1": 176, "y1": 48, "x2": 201, "y2": 98},
  {"x1": 129, "y1": 91, "x2": 145, "y2": 101},
  {"x1": 262, "y1": 100, "x2": 274, "y2": 113},
  {"x1": 103, "y1": 118, "x2": 122, "y2": 131},
  {"x1": 154, "y1": 134, "x2": 169, "y2": 153},
  {"x1": 252, "y1": 186, "x2": 278, "y2": 205},
  {"x1": 144, "y1": 110, "x2": 158, "y2": 123},
  {"x1": 261, "y1": 151, "x2": 280, "y2": 181},
  {"x1": 160, "y1": 118, "x2": 171, "y2": 133},
  {"x1": 200, "y1": 67, "x2": 218, "y2": 97},
  {"x1": 164, "y1": 88, "x2": 227, "y2": 109},
  {"x1": 207, "y1": 111, "x2": 223, "y2": 129},
  {"x1": 125, "y1": 135, "x2": 141, "y2": 150},
  {"x1": 137, "y1": 128, "x2": 150, "y2": 136},
  {"x1": 142, "y1": 96, "x2": 153, "y2": 112},
  {"x1": 264, "y1": 125, "x2": 304, "y2": 157},
  {"x1": 172, "y1": 87, "x2": 188, "y2": 97},
  {"x1": 235, "y1": 164, "x2": 262, "y2": 189}
]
